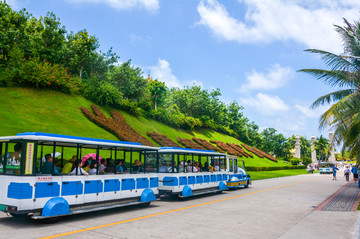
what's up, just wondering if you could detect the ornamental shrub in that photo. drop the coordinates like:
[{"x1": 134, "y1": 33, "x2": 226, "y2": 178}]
[
  {"x1": 16, "y1": 57, "x2": 79, "y2": 94},
  {"x1": 290, "y1": 157, "x2": 302, "y2": 165},
  {"x1": 81, "y1": 77, "x2": 123, "y2": 108}
]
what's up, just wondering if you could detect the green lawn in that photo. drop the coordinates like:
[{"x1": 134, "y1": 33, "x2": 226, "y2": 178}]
[
  {"x1": 249, "y1": 169, "x2": 310, "y2": 180},
  {"x1": 0, "y1": 87, "x2": 295, "y2": 168}
]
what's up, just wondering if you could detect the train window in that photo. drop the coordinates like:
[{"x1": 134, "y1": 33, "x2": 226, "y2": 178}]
[{"x1": 144, "y1": 152, "x2": 157, "y2": 173}]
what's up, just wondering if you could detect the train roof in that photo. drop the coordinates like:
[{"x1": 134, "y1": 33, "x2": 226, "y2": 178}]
[
  {"x1": 0, "y1": 132, "x2": 158, "y2": 151},
  {"x1": 159, "y1": 147, "x2": 227, "y2": 156}
]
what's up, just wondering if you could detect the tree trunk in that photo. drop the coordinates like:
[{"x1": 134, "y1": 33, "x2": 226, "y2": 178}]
[{"x1": 79, "y1": 68, "x2": 83, "y2": 82}]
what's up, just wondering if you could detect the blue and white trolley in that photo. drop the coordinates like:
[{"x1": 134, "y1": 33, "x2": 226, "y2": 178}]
[
  {"x1": 226, "y1": 155, "x2": 252, "y2": 189},
  {"x1": 0, "y1": 132, "x2": 159, "y2": 219},
  {"x1": 157, "y1": 147, "x2": 228, "y2": 198}
]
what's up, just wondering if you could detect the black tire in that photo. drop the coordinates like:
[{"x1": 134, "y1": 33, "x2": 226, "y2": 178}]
[
  {"x1": 244, "y1": 180, "x2": 249, "y2": 188},
  {"x1": 138, "y1": 202, "x2": 150, "y2": 208},
  {"x1": 10, "y1": 213, "x2": 28, "y2": 218}
]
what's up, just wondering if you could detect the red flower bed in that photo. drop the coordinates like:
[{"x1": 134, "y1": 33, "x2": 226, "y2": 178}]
[
  {"x1": 241, "y1": 144, "x2": 277, "y2": 162},
  {"x1": 177, "y1": 137, "x2": 205, "y2": 150},
  {"x1": 146, "y1": 131, "x2": 182, "y2": 147},
  {"x1": 81, "y1": 105, "x2": 153, "y2": 146},
  {"x1": 192, "y1": 137, "x2": 225, "y2": 153},
  {"x1": 227, "y1": 143, "x2": 253, "y2": 158},
  {"x1": 210, "y1": 140, "x2": 242, "y2": 157}
]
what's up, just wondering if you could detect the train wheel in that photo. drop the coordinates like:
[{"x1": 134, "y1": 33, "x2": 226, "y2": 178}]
[{"x1": 244, "y1": 180, "x2": 249, "y2": 188}]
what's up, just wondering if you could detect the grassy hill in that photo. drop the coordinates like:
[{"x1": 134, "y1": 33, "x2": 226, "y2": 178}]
[{"x1": 0, "y1": 87, "x2": 290, "y2": 168}]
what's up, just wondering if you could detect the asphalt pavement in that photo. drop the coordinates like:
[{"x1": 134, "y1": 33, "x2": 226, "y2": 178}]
[{"x1": 0, "y1": 172, "x2": 358, "y2": 239}]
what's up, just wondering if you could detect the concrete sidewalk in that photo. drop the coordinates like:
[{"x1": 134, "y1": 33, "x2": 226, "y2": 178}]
[{"x1": 279, "y1": 180, "x2": 360, "y2": 239}]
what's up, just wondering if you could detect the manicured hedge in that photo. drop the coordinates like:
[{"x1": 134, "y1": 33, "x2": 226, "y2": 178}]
[{"x1": 246, "y1": 165, "x2": 306, "y2": 171}]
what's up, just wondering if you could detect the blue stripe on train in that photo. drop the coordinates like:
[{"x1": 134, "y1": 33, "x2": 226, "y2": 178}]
[
  {"x1": 62, "y1": 181, "x2": 83, "y2": 196},
  {"x1": 35, "y1": 182, "x2": 60, "y2": 198},
  {"x1": 7, "y1": 182, "x2": 33, "y2": 199},
  {"x1": 84, "y1": 180, "x2": 103, "y2": 194}
]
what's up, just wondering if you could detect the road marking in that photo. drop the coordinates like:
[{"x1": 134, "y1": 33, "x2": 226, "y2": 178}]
[{"x1": 39, "y1": 178, "x2": 317, "y2": 239}]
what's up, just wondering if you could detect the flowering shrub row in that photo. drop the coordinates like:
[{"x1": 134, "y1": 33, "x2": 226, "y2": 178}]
[
  {"x1": 81, "y1": 105, "x2": 153, "y2": 146},
  {"x1": 226, "y1": 143, "x2": 253, "y2": 158},
  {"x1": 16, "y1": 57, "x2": 79, "y2": 94},
  {"x1": 177, "y1": 137, "x2": 205, "y2": 150},
  {"x1": 146, "y1": 131, "x2": 181, "y2": 147},
  {"x1": 241, "y1": 144, "x2": 277, "y2": 162},
  {"x1": 192, "y1": 137, "x2": 225, "y2": 153},
  {"x1": 210, "y1": 140, "x2": 243, "y2": 157}
]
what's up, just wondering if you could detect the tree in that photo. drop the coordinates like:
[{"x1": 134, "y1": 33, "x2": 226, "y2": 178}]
[
  {"x1": 299, "y1": 18, "x2": 360, "y2": 159},
  {"x1": 26, "y1": 12, "x2": 67, "y2": 64},
  {"x1": 110, "y1": 60, "x2": 148, "y2": 101},
  {"x1": 65, "y1": 30, "x2": 99, "y2": 80},
  {"x1": 149, "y1": 79, "x2": 167, "y2": 111},
  {"x1": 314, "y1": 135, "x2": 329, "y2": 161},
  {"x1": 0, "y1": 2, "x2": 30, "y2": 65}
]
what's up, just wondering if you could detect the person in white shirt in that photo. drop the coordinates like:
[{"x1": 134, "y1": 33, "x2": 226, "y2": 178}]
[{"x1": 70, "y1": 160, "x2": 89, "y2": 176}]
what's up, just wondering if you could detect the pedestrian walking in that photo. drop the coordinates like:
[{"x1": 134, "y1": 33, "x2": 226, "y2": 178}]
[
  {"x1": 352, "y1": 164, "x2": 358, "y2": 183},
  {"x1": 344, "y1": 166, "x2": 350, "y2": 181},
  {"x1": 331, "y1": 165, "x2": 339, "y2": 180}
]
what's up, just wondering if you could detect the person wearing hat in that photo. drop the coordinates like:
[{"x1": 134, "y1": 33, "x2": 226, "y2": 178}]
[
  {"x1": 63, "y1": 155, "x2": 77, "y2": 174},
  {"x1": 215, "y1": 161, "x2": 220, "y2": 171}
]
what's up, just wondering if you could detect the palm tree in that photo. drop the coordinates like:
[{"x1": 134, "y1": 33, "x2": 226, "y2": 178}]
[
  {"x1": 314, "y1": 135, "x2": 329, "y2": 161},
  {"x1": 299, "y1": 18, "x2": 360, "y2": 159}
]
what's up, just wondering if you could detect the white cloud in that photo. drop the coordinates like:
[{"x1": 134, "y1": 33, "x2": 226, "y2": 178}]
[
  {"x1": 69, "y1": 0, "x2": 159, "y2": 12},
  {"x1": 240, "y1": 93, "x2": 289, "y2": 115},
  {"x1": 295, "y1": 103, "x2": 328, "y2": 118},
  {"x1": 239, "y1": 64, "x2": 293, "y2": 93},
  {"x1": 197, "y1": 0, "x2": 360, "y2": 52},
  {"x1": 147, "y1": 59, "x2": 182, "y2": 88}
]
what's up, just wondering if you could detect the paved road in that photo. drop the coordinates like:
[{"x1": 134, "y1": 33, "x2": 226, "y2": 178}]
[{"x1": 0, "y1": 173, "x2": 358, "y2": 239}]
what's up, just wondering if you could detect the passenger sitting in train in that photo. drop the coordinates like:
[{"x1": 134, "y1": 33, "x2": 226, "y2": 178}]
[
  {"x1": 178, "y1": 161, "x2": 186, "y2": 172},
  {"x1": 41, "y1": 154, "x2": 60, "y2": 175},
  {"x1": 70, "y1": 159, "x2": 89, "y2": 176},
  {"x1": 9, "y1": 142, "x2": 22, "y2": 165},
  {"x1": 104, "y1": 158, "x2": 116, "y2": 174},
  {"x1": 83, "y1": 159, "x2": 91, "y2": 172},
  {"x1": 54, "y1": 158, "x2": 63, "y2": 173},
  {"x1": 209, "y1": 163, "x2": 215, "y2": 172},
  {"x1": 88, "y1": 160, "x2": 97, "y2": 175},
  {"x1": 186, "y1": 161, "x2": 198, "y2": 173},
  {"x1": 214, "y1": 161, "x2": 220, "y2": 171},
  {"x1": 98, "y1": 158, "x2": 107, "y2": 174},
  {"x1": 159, "y1": 161, "x2": 168, "y2": 173},
  {"x1": 116, "y1": 159, "x2": 127, "y2": 173},
  {"x1": 195, "y1": 161, "x2": 201, "y2": 172},
  {"x1": 202, "y1": 162, "x2": 212, "y2": 172},
  {"x1": 63, "y1": 155, "x2": 76, "y2": 174},
  {"x1": 132, "y1": 159, "x2": 143, "y2": 173}
]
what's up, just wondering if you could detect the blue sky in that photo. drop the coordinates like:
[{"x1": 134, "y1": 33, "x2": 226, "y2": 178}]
[{"x1": 8, "y1": 0, "x2": 360, "y2": 140}]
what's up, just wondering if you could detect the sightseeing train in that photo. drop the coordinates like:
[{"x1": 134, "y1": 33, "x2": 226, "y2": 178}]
[{"x1": 0, "y1": 132, "x2": 251, "y2": 220}]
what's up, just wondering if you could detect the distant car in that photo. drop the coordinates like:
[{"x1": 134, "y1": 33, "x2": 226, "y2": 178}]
[{"x1": 319, "y1": 162, "x2": 335, "y2": 174}]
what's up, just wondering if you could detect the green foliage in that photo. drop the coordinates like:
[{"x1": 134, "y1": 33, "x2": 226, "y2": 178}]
[
  {"x1": 299, "y1": 18, "x2": 360, "y2": 159},
  {"x1": 290, "y1": 157, "x2": 302, "y2": 165},
  {"x1": 314, "y1": 135, "x2": 329, "y2": 161},
  {"x1": 109, "y1": 60, "x2": 148, "y2": 101},
  {"x1": 15, "y1": 57, "x2": 79, "y2": 93},
  {"x1": 302, "y1": 156, "x2": 312, "y2": 166},
  {"x1": 149, "y1": 79, "x2": 167, "y2": 111},
  {"x1": 0, "y1": 2, "x2": 30, "y2": 65},
  {"x1": 81, "y1": 76, "x2": 123, "y2": 108}
]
